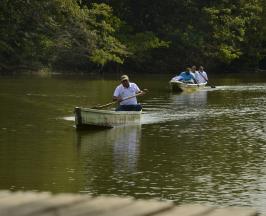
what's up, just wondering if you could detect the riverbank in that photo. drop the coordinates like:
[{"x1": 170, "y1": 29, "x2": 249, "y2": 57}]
[{"x1": 1, "y1": 65, "x2": 265, "y2": 77}]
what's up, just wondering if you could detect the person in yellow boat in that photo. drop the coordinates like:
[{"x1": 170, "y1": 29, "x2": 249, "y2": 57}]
[
  {"x1": 195, "y1": 66, "x2": 208, "y2": 84},
  {"x1": 174, "y1": 67, "x2": 198, "y2": 84},
  {"x1": 191, "y1": 65, "x2": 198, "y2": 75},
  {"x1": 113, "y1": 75, "x2": 145, "y2": 111}
]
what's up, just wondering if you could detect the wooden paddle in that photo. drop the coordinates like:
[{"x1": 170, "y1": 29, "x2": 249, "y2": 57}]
[
  {"x1": 91, "y1": 91, "x2": 146, "y2": 109},
  {"x1": 198, "y1": 72, "x2": 215, "y2": 88}
]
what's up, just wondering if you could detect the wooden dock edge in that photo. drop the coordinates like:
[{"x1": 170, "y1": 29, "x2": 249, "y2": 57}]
[{"x1": 0, "y1": 190, "x2": 261, "y2": 216}]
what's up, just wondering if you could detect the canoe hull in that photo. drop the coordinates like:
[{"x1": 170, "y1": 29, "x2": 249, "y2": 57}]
[
  {"x1": 74, "y1": 107, "x2": 141, "y2": 129},
  {"x1": 169, "y1": 80, "x2": 207, "y2": 92}
]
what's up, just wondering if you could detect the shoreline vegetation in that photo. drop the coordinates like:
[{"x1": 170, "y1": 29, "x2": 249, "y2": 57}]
[
  {"x1": 1, "y1": 0, "x2": 266, "y2": 75},
  {"x1": 1, "y1": 67, "x2": 265, "y2": 79}
]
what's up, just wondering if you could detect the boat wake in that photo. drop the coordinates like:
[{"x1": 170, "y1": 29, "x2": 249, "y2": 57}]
[
  {"x1": 62, "y1": 83, "x2": 266, "y2": 127},
  {"x1": 216, "y1": 84, "x2": 266, "y2": 92},
  {"x1": 62, "y1": 116, "x2": 75, "y2": 121}
]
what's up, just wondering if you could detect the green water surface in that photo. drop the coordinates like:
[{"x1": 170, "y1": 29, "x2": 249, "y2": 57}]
[{"x1": 0, "y1": 73, "x2": 266, "y2": 212}]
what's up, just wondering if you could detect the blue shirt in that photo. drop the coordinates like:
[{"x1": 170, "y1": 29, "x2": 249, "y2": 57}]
[{"x1": 178, "y1": 72, "x2": 195, "y2": 82}]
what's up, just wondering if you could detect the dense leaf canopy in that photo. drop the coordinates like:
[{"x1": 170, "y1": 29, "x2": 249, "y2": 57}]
[{"x1": 0, "y1": 0, "x2": 266, "y2": 73}]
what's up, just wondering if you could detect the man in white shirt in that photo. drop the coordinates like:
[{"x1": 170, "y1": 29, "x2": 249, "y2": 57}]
[
  {"x1": 191, "y1": 65, "x2": 198, "y2": 74},
  {"x1": 113, "y1": 75, "x2": 144, "y2": 111},
  {"x1": 195, "y1": 66, "x2": 208, "y2": 84}
]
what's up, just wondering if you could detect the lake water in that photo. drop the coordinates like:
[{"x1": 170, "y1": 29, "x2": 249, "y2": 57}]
[{"x1": 0, "y1": 73, "x2": 266, "y2": 212}]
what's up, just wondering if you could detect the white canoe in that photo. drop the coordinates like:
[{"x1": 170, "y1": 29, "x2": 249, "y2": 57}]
[
  {"x1": 169, "y1": 80, "x2": 207, "y2": 92},
  {"x1": 74, "y1": 107, "x2": 141, "y2": 129}
]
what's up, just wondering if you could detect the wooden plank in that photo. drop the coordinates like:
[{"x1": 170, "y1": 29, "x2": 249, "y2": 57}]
[
  {"x1": 0, "y1": 192, "x2": 51, "y2": 216},
  {"x1": 97, "y1": 199, "x2": 174, "y2": 216},
  {"x1": 203, "y1": 207, "x2": 258, "y2": 216},
  {"x1": 0, "y1": 191, "x2": 261, "y2": 216},
  {"x1": 0, "y1": 192, "x2": 31, "y2": 204},
  {"x1": 6, "y1": 194, "x2": 90, "y2": 216},
  {"x1": 40, "y1": 196, "x2": 135, "y2": 216},
  {"x1": 0, "y1": 191, "x2": 11, "y2": 199},
  {"x1": 0, "y1": 192, "x2": 51, "y2": 207},
  {"x1": 154, "y1": 204, "x2": 215, "y2": 216}
]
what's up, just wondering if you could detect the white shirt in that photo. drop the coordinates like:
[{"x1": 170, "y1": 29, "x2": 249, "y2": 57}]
[
  {"x1": 195, "y1": 71, "x2": 208, "y2": 84},
  {"x1": 113, "y1": 82, "x2": 140, "y2": 105}
]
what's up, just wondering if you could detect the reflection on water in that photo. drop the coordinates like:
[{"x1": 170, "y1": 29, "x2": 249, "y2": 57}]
[
  {"x1": 112, "y1": 126, "x2": 140, "y2": 173},
  {"x1": 76, "y1": 126, "x2": 141, "y2": 173},
  {"x1": 76, "y1": 126, "x2": 142, "y2": 195},
  {"x1": 170, "y1": 90, "x2": 208, "y2": 107}
]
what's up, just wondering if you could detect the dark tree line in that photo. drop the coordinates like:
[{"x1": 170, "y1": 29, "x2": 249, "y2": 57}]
[{"x1": 1, "y1": 0, "x2": 266, "y2": 74}]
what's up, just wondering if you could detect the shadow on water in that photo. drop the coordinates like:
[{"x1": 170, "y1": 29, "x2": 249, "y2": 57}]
[{"x1": 76, "y1": 125, "x2": 141, "y2": 174}]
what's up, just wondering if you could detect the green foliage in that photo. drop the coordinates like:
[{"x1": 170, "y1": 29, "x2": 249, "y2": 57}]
[
  {"x1": 123, "y1": 31, "x2": 169, "y2": 62},
  {"x1": 0, "y1": 1, "x2": 129, "y2": 71},
  {"x1": 202, "y1": 6, "x2": 246, "y2": 62},
  {"x1": 1, "y1": 0, "x2": 266, "y2": 73},
  {"x1": 0, "y1": 0, "x2": 85, "y2": 70},
  {"x1": 204, "y1": 0, "x2": 264, "y2": 66},
  {"x1": 86, "y1": 3, "x2": 128, "y2": 66}
]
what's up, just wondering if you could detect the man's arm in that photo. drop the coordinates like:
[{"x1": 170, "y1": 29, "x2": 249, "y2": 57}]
[
  {"x1": 136, "y1": 90, "x2": 146, "y2": 96},
  {"x1": 113, "y1": 96, "x2": 123, "y2": 102},
  {"x1": 134, "y1": 83, "x2": 147, "y2": 96},
  {"x1": 191, "y1": 73, "x2": 198, "y2": 84},
  {"x1": 113, "y1": 86, "x2": 123, "y2": 102},
  {"x1": 203, "y1": 72, "x2": 208, "y2": 81}
]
